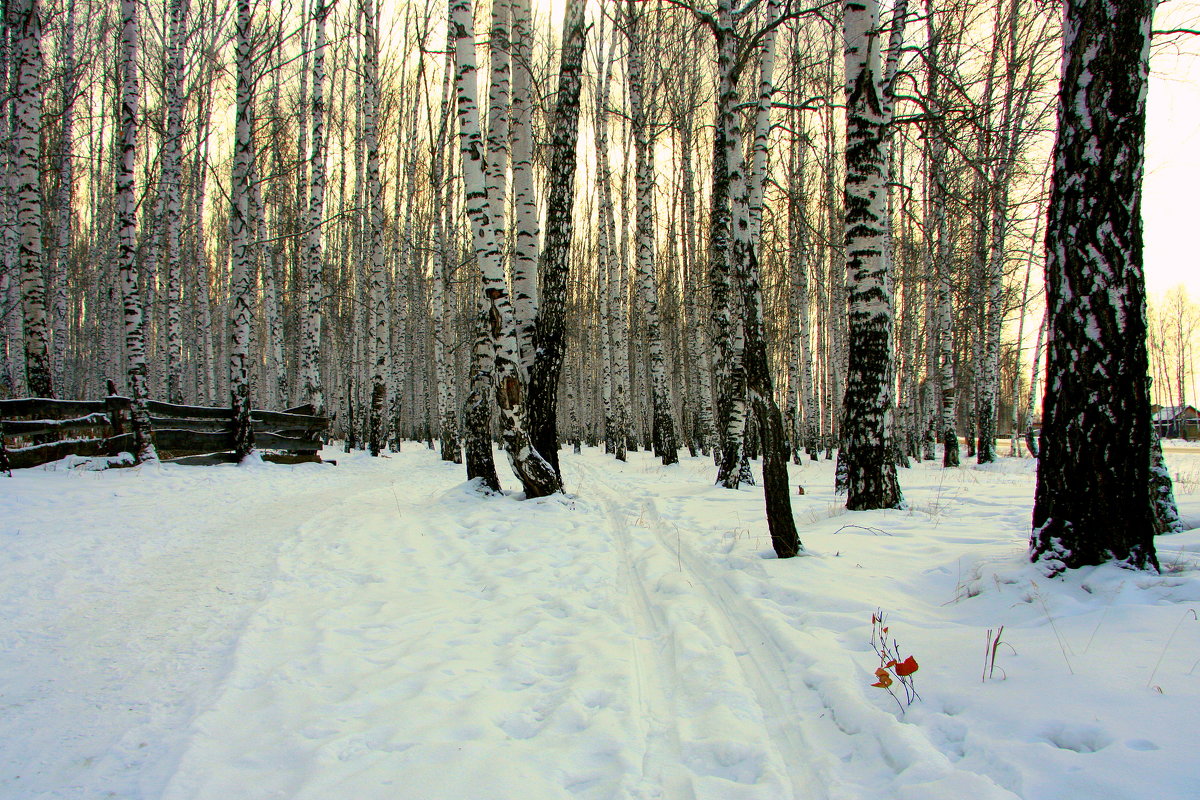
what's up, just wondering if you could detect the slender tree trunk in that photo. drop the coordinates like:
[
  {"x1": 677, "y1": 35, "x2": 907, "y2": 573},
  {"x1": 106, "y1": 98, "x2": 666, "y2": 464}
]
[
  {"x1": 229, "y1": 0, "x2": 256, "y2": 460},
  {"x1": 161, "y1": 0, "x2": 187, "y2": 404},
  {"x1": 362, "y1": 0, "x2": 388, "y2": 456},
  {"x1": 509, "y1": 0, "x2": 537, "y2": 378},
  {"x1": 300, "y1": 0, "x2": 328, "y2": 416},
  {"x1": 50, "y1": 0, "x2": 74, "y2": 394},
  {"x1": 528, "y1": 0, "x2": 587, "y2": 476},
  {"x1": 624, "y1": 0, "x2": 677, "y2": 467},
  {"x1": 116, "y1": 0, "x2": 155, "y2": 460}
]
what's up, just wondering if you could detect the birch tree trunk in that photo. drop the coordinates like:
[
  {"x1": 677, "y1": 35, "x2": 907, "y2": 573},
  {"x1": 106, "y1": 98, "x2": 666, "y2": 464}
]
[
  {"x1": 840, "y1": 0, "x2": 901, "y2": 508},
  {"x1": 527, "y1": 0, "x2": 587, "y2": 476},
  {"x1": 509, "y1": 0, "x2": 537, "y2": 378},
  {"x1": 450, "y1": 0, "x2": 560, "y2": 497},
  {"x1": 50, "y1": 0, "x2": 74, "y2": 393},
  {"x1": 433, "y1": 42, "x2": 461, "y2": 462},
  {"x1": 9, "y1": 0, "x2": 51, "y2": 398},
  {"x1": 1030, "y1": 0, "x2": 1157, "y2": 571},
  {"x1": 593, "y1": 27, "x2": 627, "y2": 462},
  {"x1": 300, "y1": 0, "x2": 329, "y2": 416},
  {"x1": 116, "y1": 0, "x2": 155, "y2": 461},
  {"x1": 363, "y1": 0, "x2": 388, "y2": 456},
  {"x1": 162, "y1": 0, "x2": 187, "y2": 404},
  {"x1": 623, "y1": 0, "x2": 678, "y2": 467},
  {"x1": 229, "y1": 0, "x2": 256, "y2": 460}
]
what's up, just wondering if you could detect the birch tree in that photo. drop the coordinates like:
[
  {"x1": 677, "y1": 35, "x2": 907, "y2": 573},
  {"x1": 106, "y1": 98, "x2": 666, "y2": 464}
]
[
  {"x1": 50, "y1": 0, "x2": 75, "y2": 393},
  {"x1": 1030, "y1": 0, "x2": 1157, "y2": 571},
  {"x1": 300, "y1": 0, "x2": 329, "y2": 416},
  {"x1": 116, "y1": 0, "x2": 156, "y2": 461},
  {"x1": 363, "y1": 0, "x2": 388, "y2": 456},
  {"x1": 9, "y1": 0, "x2": 51, "y2": 398},
  {"x1": 623, "y1": 0, "x2": 679, "y2": 466},
  {"x1": 528, "y1": 0, "x2": 588, "y2": 477},
  {"x1": 162, "y1": 0, "x2": 188, "y2": 404},
  {"x1": 840, "y1": 0, "x2": 904, "y2": 509},
  {"x1": 450, "y1": 0, "x2": 560, "y2": 497},
  {"x1": 229, "y1": 0, "x2": 256, "y2": 460}
]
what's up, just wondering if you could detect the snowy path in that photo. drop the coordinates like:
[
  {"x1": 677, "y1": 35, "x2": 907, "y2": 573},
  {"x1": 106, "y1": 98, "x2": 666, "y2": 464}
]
[{"x1": 3, "y1": 447, "x2": 1200, "y2": 799}]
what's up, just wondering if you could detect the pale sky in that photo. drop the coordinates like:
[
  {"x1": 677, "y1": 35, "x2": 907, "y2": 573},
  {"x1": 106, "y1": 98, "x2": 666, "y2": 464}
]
[{"x1": 1144, "y1": 0, "x2": 1200, "y2": 301}]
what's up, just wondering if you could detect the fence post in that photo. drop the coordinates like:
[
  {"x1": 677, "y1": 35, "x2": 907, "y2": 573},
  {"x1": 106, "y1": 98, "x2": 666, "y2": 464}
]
[
  {"x1": 0, "y1": 420, "x2": 10, "y2": 477},
  {"x1": 104, "y1": 379, "x2": 131, "y2": 458}
]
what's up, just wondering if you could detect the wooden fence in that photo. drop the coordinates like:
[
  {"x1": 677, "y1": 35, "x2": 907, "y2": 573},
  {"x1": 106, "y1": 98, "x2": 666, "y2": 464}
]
[{"x1": 0, "y1": 395, "x2": 331, "y2": 471}]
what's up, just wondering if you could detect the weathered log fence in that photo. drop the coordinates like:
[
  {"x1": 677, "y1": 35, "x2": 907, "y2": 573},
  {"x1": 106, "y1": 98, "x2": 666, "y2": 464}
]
[{"x1": 0, "y1": 394, "x2": 331, "y2": 471}]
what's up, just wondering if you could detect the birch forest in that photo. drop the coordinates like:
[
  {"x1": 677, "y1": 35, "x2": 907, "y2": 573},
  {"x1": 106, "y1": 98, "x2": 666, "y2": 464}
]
[{"x1": 0, "y1": 0, "x2": 1113, "y2": 539}]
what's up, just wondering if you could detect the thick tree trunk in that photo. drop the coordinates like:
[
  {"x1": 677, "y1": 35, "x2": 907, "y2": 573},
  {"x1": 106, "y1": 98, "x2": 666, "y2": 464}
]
[
  {"x1": 1031, "y1": 0, "x2": 1157, "y2": 571},
  {"x1": 841, "y1": 0, "x2": 902, "y2": 508},
  {"x1": 450, "y1": 0, "x2": 560, "y2": 497}
]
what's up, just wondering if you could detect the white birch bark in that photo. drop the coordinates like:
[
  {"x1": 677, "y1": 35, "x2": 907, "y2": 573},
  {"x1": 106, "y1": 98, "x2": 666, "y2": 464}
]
[
  {"x1": 300, "y1": 0, "x2": 329, "y2": 415},
  {"x1": 362, "y1": 0, "x2": 388, "y2": 456},
  {"x1": 229, "y1": 0, "x2": 256, "y2": 459},
  {"x1": 116, "y1": 0, "x2": 155, "y2": 460},
  {"x1": 432, "y1": 41, "x2": 459, "y2": 461},
  {"x1": 10, "y1": 0, "x2": 50, "y2": 398},
  {"x1": 509, "y1": 0, "x2": 537, "y2": 378},
  {"x1": 840, "y1": 0, "x2": 902, "y2": 508},
  {"x1": 450, "y1": 0, "x2": 560, "y2": 497},
  {"x1": 160, "y1": 0, "x2": 187, "y2": 404},
  {"x1": 626, "y1": 0, "x2": 677, "y2": 465},
  {"x1": 49, "y1": 0, "x2": 74, "y2": 394}
]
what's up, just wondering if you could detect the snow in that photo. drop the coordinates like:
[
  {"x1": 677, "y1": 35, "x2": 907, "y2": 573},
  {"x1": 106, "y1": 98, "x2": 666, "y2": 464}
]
[{"x1": 2, "y1": 446, "x2": 1199, "y2": 800}]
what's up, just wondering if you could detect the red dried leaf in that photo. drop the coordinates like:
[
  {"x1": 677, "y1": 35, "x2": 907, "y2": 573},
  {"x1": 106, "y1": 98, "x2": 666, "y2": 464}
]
[{"x1": 894, "y1": 656, "x2": 919, "y2": 677}]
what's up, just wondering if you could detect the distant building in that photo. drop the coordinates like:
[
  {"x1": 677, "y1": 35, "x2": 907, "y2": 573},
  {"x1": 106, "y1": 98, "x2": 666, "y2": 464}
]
[{"x1": 1152, "y1": 404, "x2": 1200, "y2": 439}]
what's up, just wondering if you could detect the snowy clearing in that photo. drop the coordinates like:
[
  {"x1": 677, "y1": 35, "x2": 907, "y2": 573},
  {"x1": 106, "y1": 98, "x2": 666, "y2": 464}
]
[{"x1": 2, "y1": 447, "x2": 1199, "y2": 800}]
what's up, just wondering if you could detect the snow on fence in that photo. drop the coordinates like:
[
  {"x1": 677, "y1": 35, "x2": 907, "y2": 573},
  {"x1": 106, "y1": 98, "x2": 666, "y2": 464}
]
[{"x1": 0, "y1": 395, "x2": 331, "y2": 470}]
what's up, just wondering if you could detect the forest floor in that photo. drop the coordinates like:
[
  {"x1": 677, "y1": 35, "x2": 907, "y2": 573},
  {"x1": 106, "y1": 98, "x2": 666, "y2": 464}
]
[{"x1": 2, "y1": 443, "x2": 1200, "y2": 800}]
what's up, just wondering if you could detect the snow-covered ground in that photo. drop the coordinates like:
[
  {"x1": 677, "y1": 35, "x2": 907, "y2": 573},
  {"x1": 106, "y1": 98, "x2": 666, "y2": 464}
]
[{"x1": 2, "y1": 444, "x2": 1199, "y2": 800}]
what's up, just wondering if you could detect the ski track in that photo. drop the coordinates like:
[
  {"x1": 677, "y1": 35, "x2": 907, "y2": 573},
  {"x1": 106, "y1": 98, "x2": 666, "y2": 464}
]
[
  {"x1": 574, "y1": 458, "x2": 1021, "y2": 800},
  {"x1": 3, "y1": 449, "x2": 1041, "y2": 799}
]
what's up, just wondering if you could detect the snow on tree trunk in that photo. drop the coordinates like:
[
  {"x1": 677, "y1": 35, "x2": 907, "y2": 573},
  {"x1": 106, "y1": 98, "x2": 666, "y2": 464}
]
[
  {"x1": 229, "y1": 0, "x2": 256, "y2": 461},
  {"x1": 1150, "y1": 426, "x2": 1183, "y2": 535},
  {"x1": 10, "y1": 0, "x2": 51, "y2": 398},
  {"x1": 624, "y1": 0, "x2": 677, "y2": 467},
  {"x1": 450, "y1": 0, "x2": 560, "y2": 498},
  {"x1": 300, "y1": 0, "x2": 328, "y2": 416},
  {"x1": 841, "y1": 0, "x2": 902, "y2": 509},
  {"x1": 1030, "y1": 0, "x2": 1158, "y2": 572},
  {"x1": 115, "y1": 0, "x2": 155, "y2": 461},
  {"x1": 528, "y1": 0, "x2": 587, "y2": 477}
]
